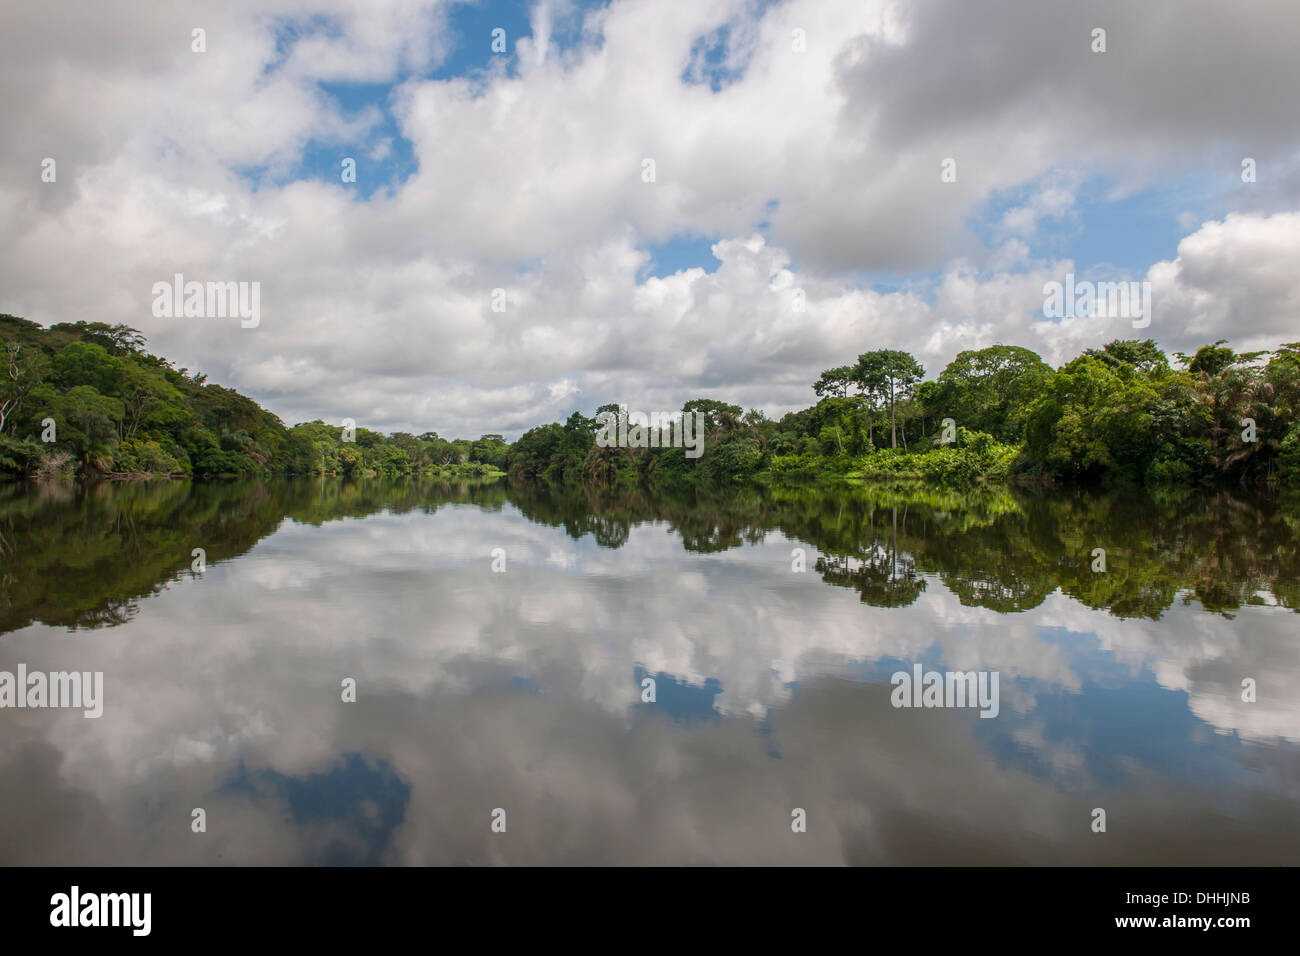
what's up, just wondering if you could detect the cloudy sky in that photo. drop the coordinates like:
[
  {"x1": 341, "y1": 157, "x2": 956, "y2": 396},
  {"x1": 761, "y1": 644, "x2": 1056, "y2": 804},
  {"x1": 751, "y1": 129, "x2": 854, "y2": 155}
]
[{"x1": 3, "y1": 0, "x2": 1299, "y2": 438}]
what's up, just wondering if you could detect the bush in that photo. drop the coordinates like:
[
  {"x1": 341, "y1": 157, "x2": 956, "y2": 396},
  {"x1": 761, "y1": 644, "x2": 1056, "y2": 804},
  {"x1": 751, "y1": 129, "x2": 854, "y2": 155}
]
[
  {"x1": 1280, "y1": 424, "x2": 1300, "y2": 488},
  {"x1": 194, "y1": 447, "x2": 259, "y2": 475},
  {"x1": 113, "y1": 438, "x2": 187, "y2": 475},
  {"x1": 860, "y1": 428, "x2": 1015, "y2": 485},
  {"x1": 0, "y1": 433, "x2": 44, "y2": 476},
  {"x1": 769, "y1": 452, "x2": 823, "y2": 482},
  {"x1": 1145, "y1": 454, "x2": 1192, "y2": 486}
]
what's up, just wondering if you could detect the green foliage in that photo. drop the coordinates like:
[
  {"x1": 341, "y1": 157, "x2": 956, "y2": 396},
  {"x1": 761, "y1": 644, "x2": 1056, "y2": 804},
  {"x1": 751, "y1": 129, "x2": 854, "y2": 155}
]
[
  {"x1": 812, "y1": 365, "x2": 856, "y2": 399},
  {"x1": 862, "y1": 428, "x2": 1017, "y2": 485},
  {"x1": 1185, "y1": 340, "x2": 1236, "y2": 376},
  {"x1": 519, "y1": 337, "x2": 1300, "y2": 495},
  {"x1": 1020, "y1": 355, "x2": 1164, "y2": 481},
  {"x1": 1144, "y1": 454, "x2": 1193, "y2": 485},
  {"x1": 0, "y1": 314, "x2": 505, "y2": 481},
  {"x1": 932, "y1": 345, "x2": 1052, "y2": 443},
  {"x1": 855, "y1": 348, "x2": 925, "y2": 450},
  {"x1": 507, "y1": 413, "x2": 595, "y2": 485},
  {"x1": 0, "y1": 434, "x2": 44, "y2": 473},
  {"x1": 114, "y1": 438, "x2": 188, "y2": 475},
  {"x1": 4, "y1": 308, "x2": 1298, "y2": 493},
  {"x1": 1084, "y1": 338, "x2": 1169, "y2": 374},
  {"x1": 1010, "y1": 338, "x2": 1300, "y2": 487},
  {"x1": 1281, "y1": 423, "x2": 1300, "y2": 487}
]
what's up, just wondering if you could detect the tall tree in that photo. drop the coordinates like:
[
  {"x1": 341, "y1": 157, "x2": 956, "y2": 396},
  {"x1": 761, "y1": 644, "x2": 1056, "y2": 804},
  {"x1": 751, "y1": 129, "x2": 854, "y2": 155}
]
[
  {"x1": 0, "y1": 342, "x2": 48, "y2": 434},
  {"x1": 935, "y1": 345, "x2": 1052, "y2": 442},
  {"x1": 813, "y1": 366, "x2": 856, "y2": 399},
  {"x1": 683, "y1": 398, "x2": 742, "y2": 433},
  {"x1": 855, "y1": 350, "x2": 924, "y2": 449},
  {"x1": 1084, "y1": 338, "x2": 1169, "y2": 375}
]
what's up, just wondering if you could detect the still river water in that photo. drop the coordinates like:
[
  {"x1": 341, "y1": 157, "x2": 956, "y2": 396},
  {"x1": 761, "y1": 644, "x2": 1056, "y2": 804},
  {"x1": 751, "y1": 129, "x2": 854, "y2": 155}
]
[{"x1": 1, "y1": 478, "x2": 1297, "y2": 864}]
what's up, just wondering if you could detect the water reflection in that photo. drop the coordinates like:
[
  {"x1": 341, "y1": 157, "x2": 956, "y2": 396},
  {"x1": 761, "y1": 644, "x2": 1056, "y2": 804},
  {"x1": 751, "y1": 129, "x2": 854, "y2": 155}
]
[{"x1": 1, "y1": 478, "x2": 1297, "y2": 864}]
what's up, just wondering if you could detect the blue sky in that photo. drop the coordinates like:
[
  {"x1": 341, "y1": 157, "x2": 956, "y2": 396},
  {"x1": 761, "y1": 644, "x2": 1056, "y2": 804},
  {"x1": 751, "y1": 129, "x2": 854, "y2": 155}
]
[
  {"x1": 259, "y1": 1, "x2": 745, "y2": 283},
  {"x1": 251, "y1": 3, "x2": 1245, "y2": 298},
  {"x1": 4, "y1": 0, "x2": 1299, "y2": 438}
]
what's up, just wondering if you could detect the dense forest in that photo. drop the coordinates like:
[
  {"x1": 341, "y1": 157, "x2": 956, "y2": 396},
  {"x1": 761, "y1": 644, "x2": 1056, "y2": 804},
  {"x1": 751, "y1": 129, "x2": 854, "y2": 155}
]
[
  {"x1": 2, "y1": 312, "x2": 1297, "y2": 490},
  {"x1": 510, "y1": 340, "x2": 1300, "y2": 490},
  {"x1": 0, "y1": 314, "x2": 506, "y2": 480}
]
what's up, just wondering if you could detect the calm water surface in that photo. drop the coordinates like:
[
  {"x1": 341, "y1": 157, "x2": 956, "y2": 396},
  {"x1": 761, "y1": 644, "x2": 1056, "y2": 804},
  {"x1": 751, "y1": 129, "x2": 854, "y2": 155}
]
[{"x1": 2, "y1": 478, "x2": 1298, "y2": 864}]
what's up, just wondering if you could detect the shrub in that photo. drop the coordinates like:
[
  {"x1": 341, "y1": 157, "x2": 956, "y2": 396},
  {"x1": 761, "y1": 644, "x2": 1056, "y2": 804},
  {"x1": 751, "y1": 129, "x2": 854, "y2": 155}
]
[
  {"x1": 0, "y1": 433, "x2": 44, "y2": 476},
  {"x1": 1145, "y1": 455, "x2": 1193, "y2": 486},
  {"x1": 860, "y1": 428, "x2": 1015, "y2": 485},
  {"x1": 113, "y1": 438, "x2": 187, "y2": 475},
  {"x1": 1280, "y1": 424, "x2": 1300, "y2": 487}
]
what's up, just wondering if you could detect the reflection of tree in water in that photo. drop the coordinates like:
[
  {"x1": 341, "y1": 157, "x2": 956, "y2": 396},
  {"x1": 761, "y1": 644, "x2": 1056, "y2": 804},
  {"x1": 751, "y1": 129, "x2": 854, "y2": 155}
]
[
  {"x1": 673, "y1": 518, "x2": 746, "y2": 553},
  {"x1": 815, "y1": 505, "x2": 927, "y2": 608},
  {"x1": 0, "y1": 479, "x2": 282, "y2": 635},
  {"x1": 585, "y1": 514, "x2": 630, "y2": 549},
  {"x1": 3, "y1": 476, "x2": 1298, "y2": 636},
  {"x1": 816, "y1": 547, "x2": 927, "y2": 608},
  {"x1": 0, "y1": 476, "x2": 519, "y2": 636},
  {"x1": 73, "y1": 600, "x2": 140, "y2": 630},
  {"x1": 507, "y1": 479, "x2": 1300, "y2": 620},
  {"x1": 0, "y1": 525, "x2": 14, "y2": 615},
  {"x1": 1179, "y1": 491, "x2": 1296, "y2": 617},
  {"x1": 939, "y1": 571, "x2": 1047, "y2": 613}
]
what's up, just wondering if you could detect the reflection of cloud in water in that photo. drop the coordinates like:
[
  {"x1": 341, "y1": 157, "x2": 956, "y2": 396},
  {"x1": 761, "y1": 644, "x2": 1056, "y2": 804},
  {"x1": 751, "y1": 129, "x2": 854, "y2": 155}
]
[{"x1": 1, "y1": 501, "x2": 1297, "y2": 864}]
